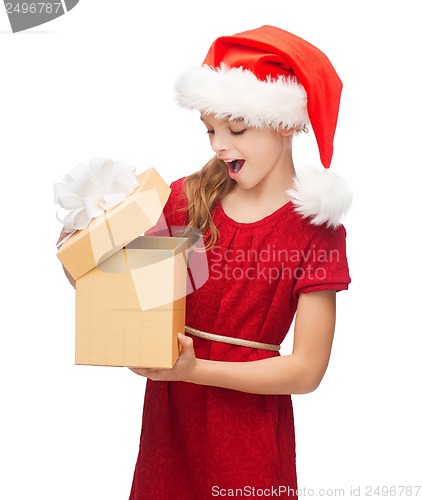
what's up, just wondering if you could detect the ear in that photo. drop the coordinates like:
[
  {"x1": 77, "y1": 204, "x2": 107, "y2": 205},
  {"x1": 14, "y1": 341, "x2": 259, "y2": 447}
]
[{"x1": 278, "y1": 125, "x2": 298, "y2": 137}]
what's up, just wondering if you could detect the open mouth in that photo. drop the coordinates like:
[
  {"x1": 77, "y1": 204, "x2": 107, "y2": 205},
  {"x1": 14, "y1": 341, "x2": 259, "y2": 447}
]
[{"x1": 228, "y1": 159, "x2": 245, "y2": 174}]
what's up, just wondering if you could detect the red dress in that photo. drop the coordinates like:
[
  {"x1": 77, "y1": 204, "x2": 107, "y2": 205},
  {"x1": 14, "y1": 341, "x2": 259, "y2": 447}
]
[{"x1": 129, "y1": 178, "x2": 350, "y2": 499}]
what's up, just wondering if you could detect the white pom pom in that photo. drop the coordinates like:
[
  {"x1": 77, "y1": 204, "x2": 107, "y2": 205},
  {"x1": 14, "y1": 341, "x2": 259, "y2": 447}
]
[{"x1": 287, "y1": 168, "x2": 352, "y2": 228}]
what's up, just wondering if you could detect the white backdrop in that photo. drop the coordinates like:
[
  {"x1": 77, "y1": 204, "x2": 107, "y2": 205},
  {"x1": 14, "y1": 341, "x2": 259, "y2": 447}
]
[{"x1": 1, "y1": 1, "x2": 421, "y2": 499}]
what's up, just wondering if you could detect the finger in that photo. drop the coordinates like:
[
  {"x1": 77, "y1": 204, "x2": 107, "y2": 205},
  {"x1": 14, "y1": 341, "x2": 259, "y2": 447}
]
[
  {"x1": 178, "y1": 332, "x2": 193, "y2": 350},
  {"x1": 128, "y1": 367, "x2": 149, "y2": 377}
]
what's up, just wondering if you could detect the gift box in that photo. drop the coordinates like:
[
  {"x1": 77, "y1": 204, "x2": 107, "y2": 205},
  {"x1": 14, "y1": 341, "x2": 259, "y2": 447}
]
[{"x1": 56, "y1": 163, "x2": 189, "y2": 368}]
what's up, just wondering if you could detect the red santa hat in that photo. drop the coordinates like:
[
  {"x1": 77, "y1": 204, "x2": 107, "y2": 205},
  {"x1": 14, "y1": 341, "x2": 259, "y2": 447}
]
[{"x1": 175, "y1": 25, "x2": 352, "y2": 228}]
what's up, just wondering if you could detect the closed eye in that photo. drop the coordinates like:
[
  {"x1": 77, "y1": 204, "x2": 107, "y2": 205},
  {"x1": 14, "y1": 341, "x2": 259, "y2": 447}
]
[{"x1": 205, "y1": 128, "x2": 246, "y2": 136}]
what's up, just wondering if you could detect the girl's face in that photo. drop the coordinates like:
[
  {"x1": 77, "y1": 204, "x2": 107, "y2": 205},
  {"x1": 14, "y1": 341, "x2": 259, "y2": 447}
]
[{"x1": 200, "y1": 114, "x2": 294, "y2": 192}]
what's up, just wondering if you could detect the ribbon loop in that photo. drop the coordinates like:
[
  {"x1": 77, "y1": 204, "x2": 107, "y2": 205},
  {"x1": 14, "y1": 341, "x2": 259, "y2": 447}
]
[{"x1": 54, "y1": 157, "x2": 139, "y2": 233}]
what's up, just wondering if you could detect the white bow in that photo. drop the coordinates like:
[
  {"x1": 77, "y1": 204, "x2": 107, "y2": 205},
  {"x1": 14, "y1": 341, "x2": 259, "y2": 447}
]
[{"x1": 54, "y1": 157, "x2": 139, "y2": 233}]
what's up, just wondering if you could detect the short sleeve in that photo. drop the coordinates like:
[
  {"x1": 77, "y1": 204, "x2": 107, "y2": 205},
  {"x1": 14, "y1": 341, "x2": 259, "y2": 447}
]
[{"x1": 293, "y1": 224, "x2": 351, "y2": 297}]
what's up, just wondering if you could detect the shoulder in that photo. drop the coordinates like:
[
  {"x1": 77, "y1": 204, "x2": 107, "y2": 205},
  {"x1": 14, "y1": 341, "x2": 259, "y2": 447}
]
[
  {"x1": 161, "y1": 177, "x2": 188, "y2": 227},
  {"x1": 297, "y1": 213, "x2": 349, "y2": 251},
  {"x1": 278, "y1": 206, "x2": 350, "y2": 270},
  {"x1": 169, "y1": 176, "x2": 186, "y2": 191},
  {"x1": 161, "y1": 176, "x2": 187, "y2": 209},
  {"x1": 284, "y1": 201, "x2": 348, "y2": 241},
  {"x1": 168, "y1": 177, "x2": 187, "y2": 205}
]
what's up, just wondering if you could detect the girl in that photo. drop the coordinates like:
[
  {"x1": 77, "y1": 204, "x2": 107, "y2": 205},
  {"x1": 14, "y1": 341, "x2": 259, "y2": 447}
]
[{"x1": 129, "y1": 25, "x2": 351, "y2": 499}]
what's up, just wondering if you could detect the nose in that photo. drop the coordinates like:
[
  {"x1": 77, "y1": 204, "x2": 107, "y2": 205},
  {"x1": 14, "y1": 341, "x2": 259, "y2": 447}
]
[{"x1": 210, "y1": 132, "x2": 228, "y2": 154}]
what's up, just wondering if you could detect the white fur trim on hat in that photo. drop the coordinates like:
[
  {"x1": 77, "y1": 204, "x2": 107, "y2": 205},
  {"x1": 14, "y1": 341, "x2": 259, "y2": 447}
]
[
  {"x1": 175, "y1": 63, "x2": 309, "y2": 129},
  {"x1": 287, "y1": 168, "x2": 352, "y2": 228}
]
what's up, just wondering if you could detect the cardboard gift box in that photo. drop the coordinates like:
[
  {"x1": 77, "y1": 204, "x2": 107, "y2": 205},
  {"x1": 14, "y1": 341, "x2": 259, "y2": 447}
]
[{"x1": 57, "y1": 167, "x2": 189, "y2": 368}]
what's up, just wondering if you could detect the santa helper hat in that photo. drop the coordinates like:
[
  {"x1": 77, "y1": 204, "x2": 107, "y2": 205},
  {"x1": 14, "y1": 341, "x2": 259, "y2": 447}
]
[{"x1": 175, "y1": 25, "x2": 352, "y2": 228}]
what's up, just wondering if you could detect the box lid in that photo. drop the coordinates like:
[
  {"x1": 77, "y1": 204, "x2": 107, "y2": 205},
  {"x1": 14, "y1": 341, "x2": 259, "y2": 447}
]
[{"x1": 56, "y1": 167, "x2": 171, "y2": 281}]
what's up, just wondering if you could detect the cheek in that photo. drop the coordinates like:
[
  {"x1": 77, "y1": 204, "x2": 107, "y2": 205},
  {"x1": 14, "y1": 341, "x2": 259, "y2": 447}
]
[
  {"x1": 253, "y1": 133, "x2": 281, "y2": 150},
  {"x1": 252, "y1": 140, "x2": 282, "y2": 163}
]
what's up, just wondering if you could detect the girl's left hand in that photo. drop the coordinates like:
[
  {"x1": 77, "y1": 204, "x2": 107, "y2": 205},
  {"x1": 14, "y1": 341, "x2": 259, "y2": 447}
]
[{"x1": 129, "y1": 332, "x2": 197, "y2": 382}]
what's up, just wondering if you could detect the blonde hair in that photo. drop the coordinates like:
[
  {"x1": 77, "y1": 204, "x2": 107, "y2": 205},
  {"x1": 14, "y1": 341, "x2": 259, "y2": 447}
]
[{"x1": 183, "y1": 156, "x2": 235, "y2": 249}]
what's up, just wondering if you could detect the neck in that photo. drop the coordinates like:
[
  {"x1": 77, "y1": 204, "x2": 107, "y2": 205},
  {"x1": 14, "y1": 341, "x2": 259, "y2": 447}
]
[{"x1": 235, "y1": 157, "x2": 295, "y2": 202}]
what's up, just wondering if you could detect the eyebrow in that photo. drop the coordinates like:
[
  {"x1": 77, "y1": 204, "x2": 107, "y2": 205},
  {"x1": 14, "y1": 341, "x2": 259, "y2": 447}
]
[{"x1": 199, "y1": 116, "x2": 245, "y2": 124}]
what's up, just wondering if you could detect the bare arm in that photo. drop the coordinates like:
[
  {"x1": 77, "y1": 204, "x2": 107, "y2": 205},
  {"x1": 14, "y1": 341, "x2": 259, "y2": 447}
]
[{"x1": 130, "y1": 289, "x2": 337, "y2": 395}]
